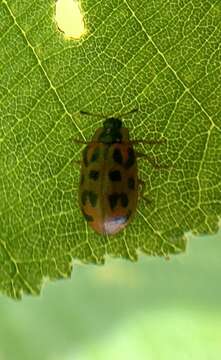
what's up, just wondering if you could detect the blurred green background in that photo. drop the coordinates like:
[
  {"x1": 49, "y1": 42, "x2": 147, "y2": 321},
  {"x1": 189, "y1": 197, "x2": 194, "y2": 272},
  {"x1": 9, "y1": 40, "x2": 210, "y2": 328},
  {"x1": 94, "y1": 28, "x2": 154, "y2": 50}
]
[{"x1": 0, "y1": 232, "x2": 220, "y2": 360}]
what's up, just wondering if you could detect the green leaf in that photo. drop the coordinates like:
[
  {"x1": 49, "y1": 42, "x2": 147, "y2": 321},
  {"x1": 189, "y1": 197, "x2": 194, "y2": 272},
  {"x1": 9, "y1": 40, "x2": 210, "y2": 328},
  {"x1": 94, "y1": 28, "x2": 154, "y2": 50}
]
[{"x1": 0, "y1": 0, "x2": 220, "y2": 299}]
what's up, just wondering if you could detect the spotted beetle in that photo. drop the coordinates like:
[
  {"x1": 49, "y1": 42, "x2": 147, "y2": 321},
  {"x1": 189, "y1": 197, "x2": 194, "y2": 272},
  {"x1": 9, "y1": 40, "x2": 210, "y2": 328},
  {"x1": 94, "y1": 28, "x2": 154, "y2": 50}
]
[{"x1": 78, "y1": 109, "x2": 165, "y2": 235}]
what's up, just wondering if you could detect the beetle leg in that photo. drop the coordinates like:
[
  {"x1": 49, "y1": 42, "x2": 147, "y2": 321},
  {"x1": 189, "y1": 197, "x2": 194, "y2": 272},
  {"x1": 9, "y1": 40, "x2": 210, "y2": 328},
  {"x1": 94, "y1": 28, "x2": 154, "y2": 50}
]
[
  {"x1": 73, "y1": 139, "x2": 89, "y2": 144},
  {"x1": 136, "y1": 152, "x2": 147, "y2": 158},
  {"x1": 73, "y1": 139, "x2": 102, "y2": 145},
  {"x1": 137, "y1": 154, "x2": 170, "y2": 170},
  {"x1": 138, "y1": 179, "x2": 145, "y2": 197},
  {"x1": 138, "y1": 179, "x2": 151, "y2": 203},
  {"x1": 131, "y1": 139, "x2": 166, "y2": 145}
]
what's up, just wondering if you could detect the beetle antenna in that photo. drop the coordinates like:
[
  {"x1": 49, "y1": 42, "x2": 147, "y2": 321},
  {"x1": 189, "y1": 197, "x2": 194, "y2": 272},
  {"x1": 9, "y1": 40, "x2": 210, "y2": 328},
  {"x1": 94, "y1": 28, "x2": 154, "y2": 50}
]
[{"x1": 80, "y1": 108, "x2": 138, "y2": 118}]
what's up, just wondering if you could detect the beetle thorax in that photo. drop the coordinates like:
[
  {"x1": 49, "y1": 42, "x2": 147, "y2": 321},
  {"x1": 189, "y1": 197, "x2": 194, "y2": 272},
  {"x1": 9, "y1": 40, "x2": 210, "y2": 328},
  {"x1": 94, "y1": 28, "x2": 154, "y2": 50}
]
[{"x1": 92, "y1": 118, "x2": 129, "y2": 144}]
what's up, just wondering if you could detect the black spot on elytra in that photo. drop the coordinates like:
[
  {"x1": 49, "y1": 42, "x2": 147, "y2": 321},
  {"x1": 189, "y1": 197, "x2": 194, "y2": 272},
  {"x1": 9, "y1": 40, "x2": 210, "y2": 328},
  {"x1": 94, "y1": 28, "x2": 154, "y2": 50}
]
[
  {"x1": 83, "y1": 147, "x2": 88, "y2": 167},
  {"x1": 81, "y1": 190, "x2": 88, "y2": 206},
  {"x1": 89, "y1": 170, "x2": 99, "y2": 181},
  {"x1": 121, "y1": 193, "x2": 129, "y2": 207},
  {"x1": 113, "y1": 148, "x2": 123, "y2": 164},
  {"x1": 88, "y1": 191, "x2": 98, "y2": 207},
  {"x1": 125, "y1": 147, "x2": 135, "y2": 169},
  {"x1": 91, "y1": 147, "x2": 100, "y2": 162},
  {"x1": 128, "y1": 177, "x2": 135, "y2": 190},
  {"x1": 82, "y1": 208, "x2": 93, "y2": 222},
  {"x1": 81, "y1": 190, "x2": 98, "y2": 207},
  {"x1": 109, "y1": 170, "x2": 121, "y2": 181},
  {"x1": 108, "y1": 193, "x2": 119, "y2": 210},
  {"x1": 108, "y1": 192, "x2": 129, "y2": 210}
]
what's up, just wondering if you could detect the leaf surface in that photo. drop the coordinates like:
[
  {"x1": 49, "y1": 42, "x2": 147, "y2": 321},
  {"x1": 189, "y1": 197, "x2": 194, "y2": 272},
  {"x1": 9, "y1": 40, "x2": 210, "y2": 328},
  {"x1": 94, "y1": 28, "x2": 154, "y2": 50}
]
[{"x1": 0, "y1": 0, "x2": 220, "y2": 298}]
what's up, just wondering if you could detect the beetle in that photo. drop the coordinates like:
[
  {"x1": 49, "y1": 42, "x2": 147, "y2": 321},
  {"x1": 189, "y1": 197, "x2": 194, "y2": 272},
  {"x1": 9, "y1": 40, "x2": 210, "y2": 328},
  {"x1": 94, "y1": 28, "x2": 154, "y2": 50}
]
[{"x1": 77, "y1": 109, "x2": 165, "y2": 236}]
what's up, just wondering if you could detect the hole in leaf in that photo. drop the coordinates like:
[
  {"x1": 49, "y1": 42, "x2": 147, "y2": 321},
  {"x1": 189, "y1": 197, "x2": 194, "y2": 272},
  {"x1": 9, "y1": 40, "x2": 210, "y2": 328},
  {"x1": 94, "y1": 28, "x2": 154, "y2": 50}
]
[{"x1": 55, "y1": 0, "x2": 86, "y2": 39}]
